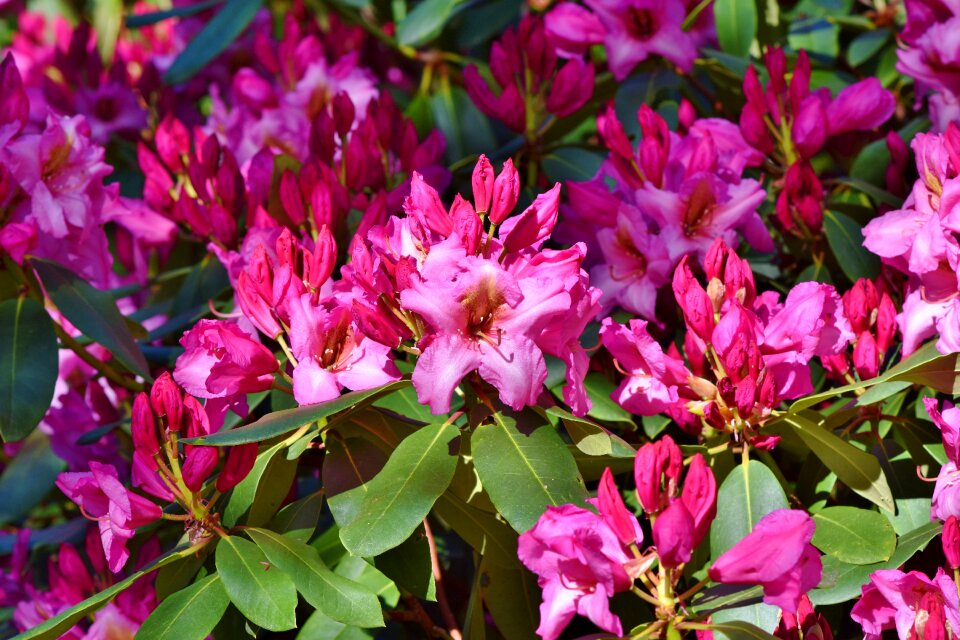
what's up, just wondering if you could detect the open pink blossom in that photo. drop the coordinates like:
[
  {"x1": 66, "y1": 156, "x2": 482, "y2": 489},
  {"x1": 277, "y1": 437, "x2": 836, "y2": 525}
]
[
  {"x1": 851, "y1": 569, "x2": 960, "y2": 639},
  {"x1": 708, "y1": 509, "x2": 822, "y2": 613}
]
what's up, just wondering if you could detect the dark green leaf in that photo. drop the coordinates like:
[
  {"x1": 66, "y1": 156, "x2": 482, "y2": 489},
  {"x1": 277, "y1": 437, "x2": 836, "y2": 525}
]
[
  {"x1": 473, "y1": 414, "x2": 587, "y2": 533},
  {"x1": 823, "y1": 210, "x2": 880, "y2": 282},
  {"x1": 126, "y1": 0, "x2": 221, "y2": 28},
  {"x1": 480, "y1": 557, "x2": 540, "y2": 640},
  {"x1": 374, "y1": 528, "x2": 436, "y2": 601},
  {"x1": 714, "y1": 0, "x2": 757, "y2": 58},
  {"x1": 19, "y1": 546, "x2": 194, "y2": 640},
  {"x1": 325, "y1": 436, "x2": 389, "y2": 527},
  {"x1": 339, "y1": 421, "x2": 460, "y2": 556},
  {"x1": 396, "y1": 0, "x2": 459, "y2": 47},
  {"x1": 848, "y1": 28, "x2": 889, "y2": 67},
  {"x1": 546, "y1": 406, "x2": 635, "y2": 458},
  {"x1": 709, "y1": 620, "x2": 780, "y2": 640},
  {"x1": 297, "y1": 611, "x2": 374, "y2": 640},
  {"x1": 582, "y1": 373, "x2": 635, "y2": 424},
  {"x1": 269, "y1": 492, "x2": 324, "y2": 543},
  {"x1": 32, "y1": 259, "x2": 150, "y2": 379},
  {"x1": 711, "y1": 460, "x2": 788, "y2": 558},
  {"x1": 788, "y1": 17, "x2": 839, "y2": 60},
  {"x1": 0, "y1": 297, "x2": 59, "y2": 442},
  {"x1": 215, "y1": 535, "x2": 298, "y2": 632},
  {"x1": 812, "y1": 506, "x2": 896, "y2": 564},
  {"x1": 184, "y1": 381, "x2": 410, "y2": 445},
  {"x1": 0, "y1": 433, "x2": 64, "y2": 524},
  {"x1": 164, "y1": 0, "x2": 262, "y2": 84},
  {"x1": 247, "y1": 528, "x2": 384, "y2": 628},
  {"x1": 223, "y1": 441, "x2": 297, "y2": 527},
  {"x1": 137, "y1": 574, "x2": 230, "y2": 640},
  {"x1": 433, "y1": 492, "x2": 518, "y2": 567},
  {"x1": 780, "y1": 414, "x2": 894, "y2": 512}
]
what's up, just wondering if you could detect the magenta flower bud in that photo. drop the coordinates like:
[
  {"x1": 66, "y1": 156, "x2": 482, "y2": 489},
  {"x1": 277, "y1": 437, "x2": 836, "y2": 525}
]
[
  {"x1": 545, "y1": 58, "x2": 595, "y2": 117},
  {"x1": 597, "y1": 103, "x2": 635, "y2": 162},
  {"x1": 943, "y1": 516, "x2": 960, "y2": 569},
  {"x1": 0, "y1": 53, "x2": 28, "y2": 134},
  {"x1": 742, "y1": 65, "x2": 766, "y2": 109},
  {"x1": 637, "y1": 105, "x2": 669, "y2": 186},
  {"x1": 217, "y1": 443, "x2": 258, "y2": 492},
  {"x1": 352, "y1": 301, "x2": 403, "y2": 349},
  {"x1": 500, "y1": 183, "x2": 561, "y2": 252},
  {"x1": 279, "y1": 170, "x2": 306, "y2": 226},
  {"x1": 182, "y1": 395, "x2": 212, "y2": 440},
  {"x1": 740, "y1": 103, "x2": 774, "y2": 155},
  {"x1": 672, "y1": 257, "x2": 715, "y2": 343},
  {"x1": 154, "y1": 114, "x2": 190, "y2": 173},
  {"x1": 405, "y1": 172, "x2": 452, "y2": 236},
  {"x1": 237, "y1": 273, "x2": 283, "y2": 339},
  {"x1": 450, "y1": 195, "x2": 482, "y2": 255},
  {"x1": 826, "y1": 78, "x2": 895, "y2": 138},
  {"x1": 704, "y1": 238, "x2": 732, "y2": 282},
  {"x1": 709, "y1": 509, "x2": 822, "y2": 614},
  {"x1": 853, "y1": 332, "x2": 880, "y2": 380},
  {"x1": 885, "y1": 132, "x2": 910, "y2": 196},
  {"x1": 597, "y1": 467, "x2": 641, "y2": 547},
  {"x1": 678, "y1": 98, "x2": 697, "y2": 131},
  {"x1": 681, "y1": 455, "x2": 717, "y2": 549},
  {"x1": 792, "y1": 98, "x2": 828, "y2": 160},
  {"x1": 232, "y1": 68, "x2": 277, "y2": 110},
  {"x1": 182, "y1": 446, "x2": 219, "y2": 492},
  {"x1": 653, "y1": 499, "x2": 695, "y2": 568},
  {"x1": 842, "y1": 279, "x2": 876, "y2": 335},
  {"x1": 303, "y1": 226, "x2": 337, "y2": 290},
  {"x1": 332, "y1": 92, "x2": 356, "y2": 138},
  {"x1": 765, "y1": 47, "x2": 788, "y2": 95},
  {"x1": 489, "y1": 158, "x2": 520, "y2": 224},
  {"x1": 472, "y1": 155, "x2": 494, "y2": 215},
  {"x1": 703, "y1": 401, "x2": 726, "y2": 429},
  {"x1": 131, "y1": 393, "x2": 161, "y2": 456},
  {"x1": 876, "y1": 293, "x2": 897, "y2": 353},
  {"x1": 735, "y1": 375, "x2": 757, "y2": 416},
  {"x1": 56, "y1": 543, "x2": 94, "y2": 596},
  {"x1": 634, "y1": 436, "x2": 682, "y2": 514},
  {"x1": 917, "y1": 591, "x2": 949, "y2": 640},
  {"x1": 150, "y1": 373, "x2": 183, "y2": 432}
]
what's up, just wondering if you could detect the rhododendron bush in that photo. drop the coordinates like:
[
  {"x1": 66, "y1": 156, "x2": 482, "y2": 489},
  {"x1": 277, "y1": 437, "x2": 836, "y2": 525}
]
[{"x1": 7, "y1": 0, "x2": 960, "y2": 638}]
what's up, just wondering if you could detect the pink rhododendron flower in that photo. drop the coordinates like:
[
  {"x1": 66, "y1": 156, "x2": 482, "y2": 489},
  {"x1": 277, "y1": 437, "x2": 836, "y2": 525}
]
[
  {"x1": 708, "y1": 509, "x2": 822, "y2": 613},
  {"x1": 851, "y1": 569, "x2": 960, "y2": 639},
  {"x1": 518, "y1": 504, "x2": 635, "y2": 640},
  {"x1": 55, "y1": 462, "x2": 161, "y2": 573}
]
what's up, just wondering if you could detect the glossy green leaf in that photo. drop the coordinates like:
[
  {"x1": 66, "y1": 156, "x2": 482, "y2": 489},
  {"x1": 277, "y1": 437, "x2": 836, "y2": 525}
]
[
  {"x1": 710, "y1": 460, "x2": 788, "y2": 558},
  {"x1": 0, "y1": 297, "x2": 59, "y2": 442},
  {"x1": 268, "y1": 492, "x2": 324, "y2": 543},
  {"x1": 19, "y1": 545, "x2": 194, "y2": 640},
  {"x1": 0, "y1": 432, "x2": 64, "y2": 524},
  {"x1": 848, "y1": 29, "x2": 890, "y2": 66},
  {"x1": 215, "y1": 535, "x2": 298, "y2": 632},
  {"x1": 472, "y1": 414, "x2": 587, "y2": 533},
  {"x1": 788, "y1": 17, "x2": 839, "y2": 61},
  {"x1": 333, "y1": 556, "x2": 400, "y2": 607},
  {"x1": 374, "y1": 528, "x2": 436, "y2": 601},
  {"x1": 297, "y1": 611, "x2": 374, "y2": 640},
  {"x1": 339, "y1": 421, "x2": 459, "y2": 556},
  {"x1": 396, "y1": 0, "x2": 459, "y2": 47},
  {"x1": 709, "y1": 620, "x2": 780, "y2": 640},
  {"x1": 823, "y1": 210, "x2": 880, "y2": 283},
  {"x1": 224, "y1": 441, "x2": 297, "y2": 527},
  {"x1": 164, "y1": 0, "x2": 262, "y2": 84},
  {"x1": 126, "y1": 0, "x2": 221, "y2": 27},
  {"x1": 433, "y1": 492, "x2": 519, "y2": 567},
  {"x1": 812, "y1": 506, "x2": 896, "y2": 564},
  {"x1": 780, "y1": 414, "x2": 894, "y2": 512},
  {"x1": 714, "y1": 0, "x2": 757, "y2": 58},
  {"x1": 546, "y1": 406, "x2": 635, "y2": 458},
  {"x1": 32, "y1": 259, "x2": 150, "y2": 379},
  {"x1": 137, "y1": 574, "x2": 230, "y2": 640},
  {"x1": 247, "y1": 528, "x2": 384, "y2": 628},
  {"x1": 582, "y1": 373, "x2": 635, "y2": 424},
  {"x1": 184, "y1": 381, "x2": 410, "y2": 445},
  {"x1": 480, "y1": 557, "x2": 540, "y2": 640}
]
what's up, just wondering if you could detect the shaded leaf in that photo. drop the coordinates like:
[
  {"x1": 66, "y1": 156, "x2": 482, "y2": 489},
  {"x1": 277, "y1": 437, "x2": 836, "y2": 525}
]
[
  {"x1": 137, "y1": 574, "x2": 230, "y2": 640},
  {"x1": 164, "y1": 0, "x2": 262, "y2": 84}
]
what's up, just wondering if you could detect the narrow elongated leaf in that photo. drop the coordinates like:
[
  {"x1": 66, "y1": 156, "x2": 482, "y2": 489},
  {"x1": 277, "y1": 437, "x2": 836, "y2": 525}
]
[
  {"x1": 164, "y1": 0, "x2": 262, "y2": 84},
  {"x1": 247, "y1": 528, "x2": 384, "y2": 628},
  {"x1": 32, "y1": 260, "x2": 150, "y2": 379},
  {"x1": 136, "y1": 574, "x2": 230, "y2": 640},
  {"x1": 472, "y1": 414, "x2": 587, "y2": 533},
  {"x1": 93, "y1": 0, "x2": 122, "y2": 61},
  {"x1": 0, "y1": 433, "x2": 64, "y2": 524},
  {"x1": 0, "y1": 297, "x2": 58, "y2": 442},
  {"x1": 184, "y1": 381, "x2": 410, "y2": 445},
  {"x1": 396, "y1": 0, "x2": 459, "y2": 47},
  {"x1": 812, "y1": 506, "x2": 896, "y2": 564},
  {"x1": 710, "y1": 460, "x2": 788, "y2": 558},
  {"x1": 824, "y1": 210, "x2": 880, "y2": 282},
  {"x1": 339, "y1": 421, "x2": 460, "y2": 556},
  {"x1": 709, "y1": 620, "x2": 780, "y2": 640},
  {"x1": 19, "y1": 546, "x2": 194, "y2": 640},
  {"x1": 215, "y1": 535, "x2": 297, "y2": 632},
  {"x1": 781, "y1": 414, "x2": 894, "y2": 512},
  {"x1": 714, "y1": 0, "x2": 757, "y2": 58},
  {"x1": 126, "y1": 0, "x2": 221, "y2": 28}
]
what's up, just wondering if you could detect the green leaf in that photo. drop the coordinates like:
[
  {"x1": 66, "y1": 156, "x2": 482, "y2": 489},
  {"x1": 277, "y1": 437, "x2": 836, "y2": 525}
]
[
  {"x1": 19, "y1": 546, "x2": 194, "y2": 640},
  {"x1": 0, "y1": 297, "x2": 59, "y2": 442},
  {"x1": 164, "y1": 0, "x2": 262, "y2": 83},
  {"x1": 333, "y1": 556, "x2": 399, "y2": 607},
  {"x1": 154, "y1": 550, "x2": 208, "y2": 602},
  {"x1": 788, "y1": 17, "x2": 839, "y2": 61},
  {"x1": 780, "y1": 414, "x2": 894, "y2": 512},
  {"x1": 339, "y1": 421, "x2": 460, "y2": 556},
  {"x1": 711, "y1": 460, "x2": 788, "y2": 557},
  {"x1": 546, "y1": 406, "x2": 635, "y2": 458},
  {"x1": 848, "y1": 28, "x2": 889, "y2": 66},
  {"x1": 137, "y1": 574, "x2": 230, "y2": 640},
  {"x1": 247, "y1": 528, "x2": 384, "y2": 628},
  {"x1": 396, "y1": 0, "x2": 459, "y2": 47},
  {"x1": 433, "y1": 492, "x2": 518, "y2": 567},
  {"x1": 223, "y1": 441, "x2": 297, "y2": 527},
  {"x1": 297, "y1": 611, "x2": 374, "y2": 640},
  {"x1": 92, "y1": 0, "x2": 122, "y2": 62},
  {"x1": 542, "y1": 148, "x2": 605, "y2": 183},
  {"x1": 835, "y1": 177, "x2": 903, "y2": 207},
  {"x1": 32, "y1": 259, "x2": 150, "y2": 379},
  {"x1": 215, "y1": 535, "x2": 298, "y2": 632},
  {"x1": 714, "y1": 0, "x2": 757, "y2": 58},
  {"x1": 430, "y1": 84, "x2": 496, "y2": 164},
  {"x1": 184, "y1": 381, "x2": 410, "y2": 445},
  {"x1": 823, "y1": 210, "x2": 880, "y2": 283},
  {"x1": 373, "y1": 384, "x2": 433, "y2": 423},
  {"x1": 0, "y1": 432, "x2": 64, "y2": 524},
  {"x1": 268, "y1": 492, "x2": 324, "y2": 543},
  {"x1": 472, "y1": 414, "x2": 587, "y2": 533},
  {"x1": 126, "y1": 0, "x2": 220, "y2": 28},
  {"x1": 480, "y1": 557, "x2": 540, "y2": 640},
  {"x1": 325, "y1": 436, "x2": 389, "y2": 527},
  {"x1": 709, "y1": 620, "x2": 780, "y2": 640},
  {"x1": 812, "y1": 506, "x2": 896, "y2": 564},
  {"x1": 374, "y1": 528, "x2": 436, "y2": 601},
  {"x1": 856, "y1": 380, "x2": 912, "y2": 407},
  {"x1": 582, "y1": 372, "x2": 635, "y2": 424}
]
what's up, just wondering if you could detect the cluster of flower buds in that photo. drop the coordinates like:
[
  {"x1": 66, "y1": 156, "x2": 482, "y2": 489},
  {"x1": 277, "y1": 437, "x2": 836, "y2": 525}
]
[
  {"x1": 741, "y1": 47, "x2": 894, "y2": 235},
  {"x1": 139, "y1": 115, "x2": 244, "y2": 247},
  {"x1": 465, "y1": 15, "x2": 595, "y2": 136},
  {"x1": 602, "y1": 239, "x2": 853, "y2": 445},
  {"x1": 821, "y1": 278, "x2": 898, "y2": 383}
]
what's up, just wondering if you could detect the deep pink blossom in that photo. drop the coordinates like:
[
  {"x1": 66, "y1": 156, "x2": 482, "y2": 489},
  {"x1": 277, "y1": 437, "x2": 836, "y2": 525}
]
[
  {"x1": 708, "y1": 509, "x2": 822, "y2": 613},
  {"x1": 851, "y1": 569, "x2": 960, "y2": 639}
]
